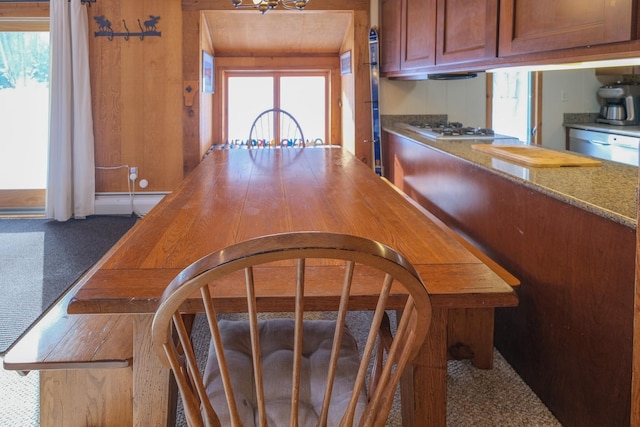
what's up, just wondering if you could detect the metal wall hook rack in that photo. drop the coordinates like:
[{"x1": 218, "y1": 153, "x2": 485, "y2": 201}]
[{"x1": 93, "y1": 15, "x2": 161, "y2": 41}]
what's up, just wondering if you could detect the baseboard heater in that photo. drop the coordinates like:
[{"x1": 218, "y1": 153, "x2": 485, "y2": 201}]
[{"x1": 94, "y1": 192, "x2": 168, "y2": 216}]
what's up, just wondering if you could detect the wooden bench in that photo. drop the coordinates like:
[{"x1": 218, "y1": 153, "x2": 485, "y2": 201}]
[
  {"x1": 3, "y1": 294, "x2": 133, "y2": 427},
  {"x1": 383, "y1": 178, "x2": 520, "y2": 369}
]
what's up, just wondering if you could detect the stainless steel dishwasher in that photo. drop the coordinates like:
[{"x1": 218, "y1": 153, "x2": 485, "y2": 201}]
[{"x1": 568, "y1": 128, "x2": 639, "y2": 166}]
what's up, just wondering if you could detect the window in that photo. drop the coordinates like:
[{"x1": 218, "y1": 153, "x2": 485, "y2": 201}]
[
  {"x1": 490, "y1": 71, "x2": 541, "y2": 144},
  {"x1": 0, "y1": 19, "x2": 50, "y2": 212},
  {"x1": 226, "y1": 72, "x2": 328, "y2": 145}
]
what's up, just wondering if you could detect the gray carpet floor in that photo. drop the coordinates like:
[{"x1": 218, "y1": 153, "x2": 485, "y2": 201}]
[{"x1": 0, "y1": 215, "x2": 137, "y2": 354}]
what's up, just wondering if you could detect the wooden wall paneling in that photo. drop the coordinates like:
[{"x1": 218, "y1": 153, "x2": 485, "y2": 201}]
[
  {"x1": 91, "y1": 0, "x2": 126, "y2": 192},
  {"x1": 200, "y1": 15, "x2": 215, "y2": 160},
  {"x1": 0, "y1": 3, "x2": 48, "y2": 18},
  {"x1": 339, "y1": 13, "x2": 355, "y2": 155},
  {"x1": 182, "y1": 10, "x2": 201, "y2": 174},
  {"x1": 182, "y1": 8, "x2": 216, "y2": 175},
  {"x1": 183, "y1": 0, "x2": 371, "y2": 11},
  {"x1": 329, "y1": 58, "x2": 341, "y2": 148},
  {"x1": 119, "y1": 1, "x2": 146, "y2": 190},
  {"x1": 139, "y1": 0, "x2": 183, "y2": 191},
  {"x1": 353, "y1": 10, "x2": 373, "y2": 166},
  {"x1": 200, "y1": 10, "x2": 354, "y2": 57},
  {"x1": 91, "y1": 0, "x2": 183, "y2": 193},
  {"x1": 333, "y1": 11, "x2": 350, "y2": 151}
]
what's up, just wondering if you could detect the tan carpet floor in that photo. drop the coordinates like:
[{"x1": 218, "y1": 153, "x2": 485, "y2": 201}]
[
  {"x1": 0, "y1": 310, "x2": 562, "y2": 426},
  {"x1": 1, "y1": 347, "x2": 562, "y2": 426}
]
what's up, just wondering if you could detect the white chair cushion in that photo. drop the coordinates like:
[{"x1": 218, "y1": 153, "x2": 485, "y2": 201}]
[{"x1": 203, "y1": 318, "x2": 367, "y2": 426}]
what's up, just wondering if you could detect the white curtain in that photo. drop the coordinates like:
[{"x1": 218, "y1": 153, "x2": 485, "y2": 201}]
[{"x1": 47, "y1": 0, "x2": 95, "y2": 221}]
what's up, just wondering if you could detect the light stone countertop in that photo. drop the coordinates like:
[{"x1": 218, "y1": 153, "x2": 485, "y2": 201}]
[{"x1": 383, "y1": 121, "x2": 638, "y2": 229}]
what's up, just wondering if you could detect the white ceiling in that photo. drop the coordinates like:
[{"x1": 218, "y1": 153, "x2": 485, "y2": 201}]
[{"x1": 203, "y1": 10, "x2": 353, "y2": 56}]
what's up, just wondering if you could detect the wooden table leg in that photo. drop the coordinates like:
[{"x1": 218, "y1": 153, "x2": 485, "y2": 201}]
[
  {"x1": 133, "y1": 315, "x2": 176, "y2": 427},
  {"x1": 401, "y1": 307, "x2": 448, "y2": 427},
  {"x1": 447, "y1": 307, "x2": 495, "y2": 369},
  {"x1": 40, "y1": 368, "x2": 132, "y2": 426}
]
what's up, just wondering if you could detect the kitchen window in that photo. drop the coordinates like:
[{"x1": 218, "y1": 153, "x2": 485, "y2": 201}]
[{"x1": 225, "y1": 72, "x2": 328, "y2": 145}]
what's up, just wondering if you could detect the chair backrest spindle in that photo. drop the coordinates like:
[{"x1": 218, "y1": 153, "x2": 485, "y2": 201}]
[
  {"x1": 248, "y1": 108, "x2": 305, "y2": 148},
  {"x1": 152, "y1": 232, "x2": 432, "y2": 427}
]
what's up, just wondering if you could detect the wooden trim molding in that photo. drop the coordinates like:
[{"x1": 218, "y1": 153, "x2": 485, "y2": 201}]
[
  {"x1": 486, "y1": 71, "x2": 542, "y2": 143},
  {"x1": 0, "y1": 4, "x2": 49, "y2": 19},
  {"x1": 0, "y1": 17, "x2": 48, "y2": 31},
  {"x1": 530, "y1": 71, "x2": 542, "y2": 145},
  {"x1": 485, "y1": 74, "x2": 492, "y2": 128},
  {"x1": 0, "y1": 189, "x2": 45, "y2": 209}
]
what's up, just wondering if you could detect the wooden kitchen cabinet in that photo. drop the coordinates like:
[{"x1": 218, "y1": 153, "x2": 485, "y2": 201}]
[
  {"x1": 379, "y1": 0, "x2": 402, "y2": 73},
  {"x1": 403, "y1": 0, "x2": 436, "y2": 70},
  {"x1": 380, "y1": 0, "x2": 496, "y2": 74},
  {"x1": 436, "y1": 0, "x2": 498, "y2": 65},
  {"x1": 499, "y1": 0, "x2": 636, "y2": 56},
  {"x1": 379, "y1": 0, "x2": 436, "y2": 75}
]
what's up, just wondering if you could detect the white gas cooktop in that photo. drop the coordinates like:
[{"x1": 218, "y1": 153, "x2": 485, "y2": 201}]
[{"x1": 397, "y1": 122, "x2": 517, "y2": 141}]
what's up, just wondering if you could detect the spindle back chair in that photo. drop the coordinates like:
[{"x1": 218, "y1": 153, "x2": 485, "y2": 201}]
[{"x1": 152, "y1": 231, "x2": 432, "y2": 427}]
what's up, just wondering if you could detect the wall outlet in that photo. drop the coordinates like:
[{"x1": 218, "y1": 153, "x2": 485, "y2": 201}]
[
  {"x1": 560, "y1": 90, "x2": 568, "y2": 102},
  {"x1": 129, "y1": 167, "x2": 138, "y2": 181}
]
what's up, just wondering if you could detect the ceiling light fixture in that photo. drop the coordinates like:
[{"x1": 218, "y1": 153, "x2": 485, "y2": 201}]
[{"x1": 231, "y1": 0, "x2": 310, "y2": 14}]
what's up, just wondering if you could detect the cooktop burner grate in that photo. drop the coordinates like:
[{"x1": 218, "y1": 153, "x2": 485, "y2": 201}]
[
  {"x1": 400, "y1": 121, "x2": 515, "y2": 140},
  {"x1": 409, "y1": 122, "x2": 496, "y2": 137}
]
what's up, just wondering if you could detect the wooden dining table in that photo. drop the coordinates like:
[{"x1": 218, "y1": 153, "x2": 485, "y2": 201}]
[{"x1": 67, "y1": 146, "x2": 518, "y2": 426}]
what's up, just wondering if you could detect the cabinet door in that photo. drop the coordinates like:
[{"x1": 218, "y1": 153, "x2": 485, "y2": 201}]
[
  {"x1": 401, "y1": 0, "x2": 436, "y2": 70},
  {"x1": 436, "y1": 0, "x2": 498, "y2": 65},
  {"x1": 380, "y1": 0, "x2": 402, "y2": 73},
  {"x1": 499, "y1": 0, "x2": 635, "y2": 56}
]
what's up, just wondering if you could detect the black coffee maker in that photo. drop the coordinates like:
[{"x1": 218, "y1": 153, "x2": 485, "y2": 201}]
[{"x1": 596, "y1": 84, "x2": 640, "y2": 125}]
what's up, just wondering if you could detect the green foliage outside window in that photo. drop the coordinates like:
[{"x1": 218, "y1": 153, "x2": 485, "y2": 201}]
[{"x1": 0, "y1": 32, "x2": 49, "y2": 89}]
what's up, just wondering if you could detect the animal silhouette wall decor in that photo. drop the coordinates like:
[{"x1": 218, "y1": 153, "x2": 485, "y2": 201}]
[{"x1": 93, "y1": 15, "x2": 161, "y2": 41}]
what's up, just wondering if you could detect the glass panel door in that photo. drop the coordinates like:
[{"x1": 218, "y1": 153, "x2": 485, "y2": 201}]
[
  {"x1": 280, "y1": 76, "x2": 326, "y2": 145},
  {"x1": 0, "y1": 29, "x2": 50, "y2": 213},
  {"x1": 226, "y1": 73, "x2": 327, "y2": 146},
  {"x1": 227, "y1": 76, "x2": 274, "y2": 144}
]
